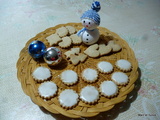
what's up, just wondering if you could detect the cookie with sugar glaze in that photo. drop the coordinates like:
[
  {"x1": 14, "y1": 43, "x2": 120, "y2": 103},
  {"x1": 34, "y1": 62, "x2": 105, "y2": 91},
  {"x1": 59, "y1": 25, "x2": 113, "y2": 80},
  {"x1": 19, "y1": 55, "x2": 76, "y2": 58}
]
[
  {"x1": 111, "y1": 72, "x2": 129, "y2": 85},
  {"x1": 80, "y1": 86, "x2": 99, "y2": 104},
  {"x1": 60, "y1": 70, "x2": 78, "y2": 85},
  {"x1": 59, "y1": 89, "x2": 79, "y2": 109},
  {"x1": 97, "y1": 61, "x2": 113, "y2": 74},
  {"x1": 100, "y1": 81, "x2": 118, "y2": 97},
  {"x1": 82, "y1": 68, "x2": 98, "y2": 83},
  {"x1": 38, "y1": 81, "x2": 57, "y2": 100},
  {"x1": 115, "y1": 59, "x2": 132, "y2": 72},
  {"x1": 32, "y1": 66, "x2": 51, "y2": 82}
]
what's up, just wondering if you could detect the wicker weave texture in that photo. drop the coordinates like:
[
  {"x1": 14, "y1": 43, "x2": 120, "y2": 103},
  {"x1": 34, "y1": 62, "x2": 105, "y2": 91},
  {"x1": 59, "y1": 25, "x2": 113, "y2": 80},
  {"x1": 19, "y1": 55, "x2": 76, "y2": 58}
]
[{"x1": 16, "y1": 23, "x2": 138, "y2": 118}]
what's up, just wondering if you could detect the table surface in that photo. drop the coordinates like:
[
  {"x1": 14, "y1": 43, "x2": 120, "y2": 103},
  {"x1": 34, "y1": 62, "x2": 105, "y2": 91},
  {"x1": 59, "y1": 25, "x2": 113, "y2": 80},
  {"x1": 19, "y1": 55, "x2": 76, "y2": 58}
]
[{"x1": 0, "y1": 0, "x2": 160, "y2": 120}]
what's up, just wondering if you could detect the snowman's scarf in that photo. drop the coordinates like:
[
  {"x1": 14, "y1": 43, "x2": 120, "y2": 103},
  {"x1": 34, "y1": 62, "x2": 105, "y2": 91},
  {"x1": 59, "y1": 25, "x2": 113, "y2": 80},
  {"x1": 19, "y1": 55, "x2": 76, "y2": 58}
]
[{"x1": 77, "y1": 28, "x2": 94, "y2": 36}]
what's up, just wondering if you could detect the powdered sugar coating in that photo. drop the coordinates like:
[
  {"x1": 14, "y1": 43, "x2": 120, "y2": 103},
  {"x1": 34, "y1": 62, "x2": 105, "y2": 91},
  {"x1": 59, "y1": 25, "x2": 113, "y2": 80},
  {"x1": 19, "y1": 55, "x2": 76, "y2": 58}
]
[
  {"x1": 38, "y1": 81, "x2": 57, "y2": 99},
  {"x1": 111, "y1": 72, "x2": 129, "y2": 85},
  {"x1": 59, "y1": 89, "x2": 79, "y2": 108},
  {"x1": 80, "y1": 86, "x2": 99, "y2": 103}
]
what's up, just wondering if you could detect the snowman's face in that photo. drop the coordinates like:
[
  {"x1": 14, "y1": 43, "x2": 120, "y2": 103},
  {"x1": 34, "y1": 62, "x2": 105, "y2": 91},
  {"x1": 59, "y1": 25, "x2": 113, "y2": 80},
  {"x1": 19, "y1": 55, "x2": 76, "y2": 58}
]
[{"x1": 81, "y1": 19, "x2": 98, "y2": 30}]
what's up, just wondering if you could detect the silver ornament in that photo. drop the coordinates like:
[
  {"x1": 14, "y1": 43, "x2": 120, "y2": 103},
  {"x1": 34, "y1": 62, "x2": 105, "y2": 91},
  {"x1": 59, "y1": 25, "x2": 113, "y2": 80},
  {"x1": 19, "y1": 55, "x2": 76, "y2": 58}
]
[{"x1": 43, "y1": 47, "x2": 62, "y2": 66}]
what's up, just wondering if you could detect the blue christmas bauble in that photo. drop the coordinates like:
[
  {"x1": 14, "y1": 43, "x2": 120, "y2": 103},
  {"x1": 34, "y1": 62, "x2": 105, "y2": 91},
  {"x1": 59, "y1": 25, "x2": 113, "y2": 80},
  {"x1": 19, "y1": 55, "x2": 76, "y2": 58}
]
[{"x1": 28, "y1": 40, "x2": 46, "y2": 59}]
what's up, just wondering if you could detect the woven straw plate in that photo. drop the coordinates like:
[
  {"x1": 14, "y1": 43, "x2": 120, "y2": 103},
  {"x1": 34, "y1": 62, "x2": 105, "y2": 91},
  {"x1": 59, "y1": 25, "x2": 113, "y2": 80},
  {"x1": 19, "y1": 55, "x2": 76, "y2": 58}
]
[{"x1": 16, "y1": 23, "x2": 138, "y2": 118}]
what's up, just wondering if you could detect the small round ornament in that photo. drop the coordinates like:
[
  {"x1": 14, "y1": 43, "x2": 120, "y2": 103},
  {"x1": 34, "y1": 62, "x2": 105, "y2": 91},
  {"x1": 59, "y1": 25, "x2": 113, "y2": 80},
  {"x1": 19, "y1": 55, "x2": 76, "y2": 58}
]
[
  {"x1": 43, "y1": 47, "x2": 62, "y2": 66},
  {"x1": 28, "y1": 40, "x2": 46, "y2": 59}
]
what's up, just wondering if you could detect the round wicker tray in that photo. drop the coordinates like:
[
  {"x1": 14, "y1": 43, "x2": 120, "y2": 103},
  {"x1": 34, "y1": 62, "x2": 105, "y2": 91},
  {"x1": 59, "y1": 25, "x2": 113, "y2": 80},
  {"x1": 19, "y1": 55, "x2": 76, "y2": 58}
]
[{"x1": 16, "y1": 23, "x2": 138, "y2": 118}]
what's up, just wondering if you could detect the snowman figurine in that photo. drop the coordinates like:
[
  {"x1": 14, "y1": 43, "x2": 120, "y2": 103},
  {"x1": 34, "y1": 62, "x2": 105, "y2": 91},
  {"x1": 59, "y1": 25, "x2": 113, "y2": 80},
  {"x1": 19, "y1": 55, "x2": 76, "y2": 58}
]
[{"x1": 77, "y1": 1, "x2": 101, "y2": 45}]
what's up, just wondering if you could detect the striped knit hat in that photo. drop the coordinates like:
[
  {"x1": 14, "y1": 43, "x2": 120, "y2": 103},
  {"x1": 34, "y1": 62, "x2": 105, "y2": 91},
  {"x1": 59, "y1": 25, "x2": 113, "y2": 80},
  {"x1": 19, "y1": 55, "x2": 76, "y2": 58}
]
[{"x1": 81, "y1": 1, "x2": 101, "y2": 25}]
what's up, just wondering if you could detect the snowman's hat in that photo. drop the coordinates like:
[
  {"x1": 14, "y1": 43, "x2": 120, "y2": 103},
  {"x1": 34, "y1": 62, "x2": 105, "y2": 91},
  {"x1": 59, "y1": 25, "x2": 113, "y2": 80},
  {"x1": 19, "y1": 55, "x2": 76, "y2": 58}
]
[{"x1": 81, "y1": 1, "x2": 101, "y2": 25}]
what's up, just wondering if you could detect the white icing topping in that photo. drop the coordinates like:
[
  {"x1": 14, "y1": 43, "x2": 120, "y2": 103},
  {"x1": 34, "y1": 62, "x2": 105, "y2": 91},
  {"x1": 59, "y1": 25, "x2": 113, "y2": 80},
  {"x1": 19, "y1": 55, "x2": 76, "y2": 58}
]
[
  {"x1": 32, "y1": 67, "x2": 51, "y2": 81},
  {"x1": 116, "y1": 59, "x2": 131, "y2": 71},
  {"x1": 111, "y1": 72, "x2": 129, "y2": 85},
  {"x1": 82, "y1": 68, "x2": 98, "y2": 82},
  {"x1": 100, "y1": 81, "x2": 118, "y2": 97},
  {"x1": 97, "y1": 61, "x2": 113, "y2": 73},
  {"x1": 38, "y1": 81, "x2": 57, "y2": 98},
  {"x1": 80, "y1": 86, "x2": 99, "y2": 103},
  {"x1": 59, "y1": 89, "x2": 79, "y2": 107},
  {"x1": 61, "y1": 70, "x2": 78, "y2": 85}
]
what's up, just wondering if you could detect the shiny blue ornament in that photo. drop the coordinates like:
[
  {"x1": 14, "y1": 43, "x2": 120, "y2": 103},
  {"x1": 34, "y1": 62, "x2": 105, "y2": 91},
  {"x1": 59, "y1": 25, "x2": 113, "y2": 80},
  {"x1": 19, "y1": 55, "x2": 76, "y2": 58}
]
[{"x1": 28, "y1": 40, "x2": 46, "y2": 59}]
